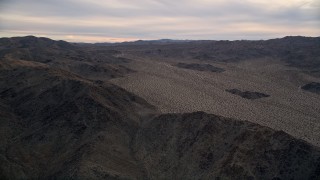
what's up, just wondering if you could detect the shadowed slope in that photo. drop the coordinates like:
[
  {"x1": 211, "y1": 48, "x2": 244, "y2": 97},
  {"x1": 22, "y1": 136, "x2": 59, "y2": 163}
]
[
  {"x1": 0, "y1": 58, "x2": 156, "y2": 179},
  {"x1": 135, "y1": 112, "x2": 320, "y2": 179}
]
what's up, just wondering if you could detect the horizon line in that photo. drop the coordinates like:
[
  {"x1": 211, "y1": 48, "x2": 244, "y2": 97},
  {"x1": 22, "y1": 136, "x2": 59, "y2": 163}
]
[{"x1": 1, "y1": 34, "x2": 319, "y2": 44}]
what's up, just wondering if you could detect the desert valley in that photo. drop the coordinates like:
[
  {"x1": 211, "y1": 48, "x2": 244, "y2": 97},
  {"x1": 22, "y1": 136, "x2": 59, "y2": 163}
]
[{"x1": 0, "y1": 36, "x2": 320, "y2": 179}]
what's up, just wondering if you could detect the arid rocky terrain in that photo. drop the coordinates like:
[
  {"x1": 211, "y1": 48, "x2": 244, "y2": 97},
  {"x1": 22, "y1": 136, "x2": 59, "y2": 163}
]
[
  {"x1": 1, "y1": 36, "x2": 320, "y2": 179},
  {"x1": 107, "y1": 37, "x2": 320, "y2": 147}
]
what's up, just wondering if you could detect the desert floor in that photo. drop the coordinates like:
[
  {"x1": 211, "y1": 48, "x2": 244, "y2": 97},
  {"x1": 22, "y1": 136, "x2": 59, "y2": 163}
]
[{"x1": 110, "y1": 54, "x2": 320, "y2": 146}]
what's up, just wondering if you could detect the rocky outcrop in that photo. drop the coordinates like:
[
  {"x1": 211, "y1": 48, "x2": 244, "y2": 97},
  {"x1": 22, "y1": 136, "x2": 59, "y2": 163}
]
[
  {"x1": 175, "y1": 63, "x2": 225, "y2": 72},
  {"x1": 301, "y1": 82, "x2": 320, "y2": 94},
  {"x1": 226, "y1": 89, "x2": 270, "y2": 99}
]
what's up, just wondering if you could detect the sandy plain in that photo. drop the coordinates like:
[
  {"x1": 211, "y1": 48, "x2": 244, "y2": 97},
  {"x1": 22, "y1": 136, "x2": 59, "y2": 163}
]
[{"x1": 110, "y1": 54, "x2": 320, "y2": 146}]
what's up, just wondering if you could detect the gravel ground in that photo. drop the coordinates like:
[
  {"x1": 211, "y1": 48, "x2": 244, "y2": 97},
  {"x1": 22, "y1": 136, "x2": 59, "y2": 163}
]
[{"x1": 111, "y1": 55, "x2": 320, "y2": 147}]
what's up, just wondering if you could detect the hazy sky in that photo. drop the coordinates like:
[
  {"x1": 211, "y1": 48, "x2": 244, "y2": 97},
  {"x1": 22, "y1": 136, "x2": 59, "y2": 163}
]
[{"x1": 0, "y1": 0, "x2": 319, "y2": 42}]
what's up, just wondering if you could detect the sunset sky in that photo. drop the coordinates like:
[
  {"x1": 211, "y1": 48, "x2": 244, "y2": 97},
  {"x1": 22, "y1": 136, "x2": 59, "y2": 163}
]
[{"x1": 0, "y1": 0, "x2": 319, "y2": 42}]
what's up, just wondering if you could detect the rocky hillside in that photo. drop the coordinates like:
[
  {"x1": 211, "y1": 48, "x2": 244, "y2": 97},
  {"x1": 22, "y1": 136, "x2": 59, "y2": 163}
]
[
  {"x1": 0, "y1": 36, "x2": 134, "y2": 80},
  {"x1": 0, "y1": 55, "x2": 156, "y2": 179},
  {"x1": 135, "y1": 112, "x2": 320, "y2": 179}
]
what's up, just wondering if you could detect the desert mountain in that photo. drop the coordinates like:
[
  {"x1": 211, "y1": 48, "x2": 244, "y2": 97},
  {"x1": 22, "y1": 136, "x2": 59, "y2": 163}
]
[
  {"x1": 104, "y1": 36, "x2": 320, "y2": 77},
  {"x1": 0, "y1": 36, "x2": 134, "y2": 80},
  {"x1": 0, "y1": 36, "x2": 320, "y2": 179}
]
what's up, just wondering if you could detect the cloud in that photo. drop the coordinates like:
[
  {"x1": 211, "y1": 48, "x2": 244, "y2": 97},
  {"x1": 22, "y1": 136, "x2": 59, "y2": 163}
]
[{"x1": 0, "y1": 0, "x2": 319, "y2": 42}]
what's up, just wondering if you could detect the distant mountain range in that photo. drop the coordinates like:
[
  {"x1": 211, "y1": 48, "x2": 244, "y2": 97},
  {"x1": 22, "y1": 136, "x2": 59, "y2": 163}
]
[
  {"x1": 99, "y1": 36, "x2": 320, "y2": 77},
  {"x1": 93, "y1": 39, "x2": 194, "y2": 46}
]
